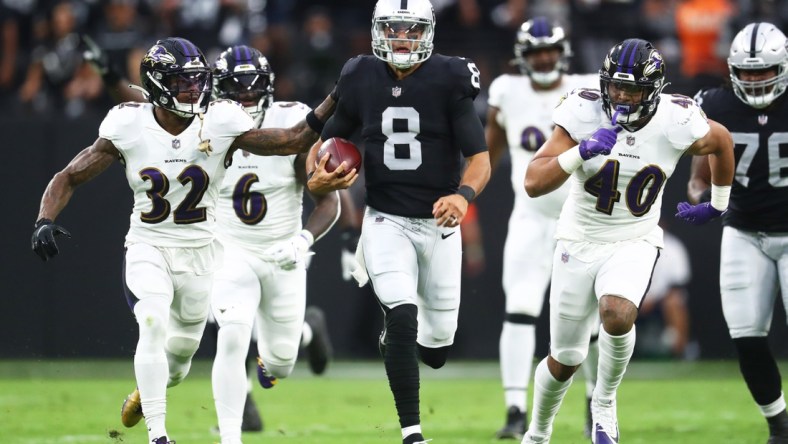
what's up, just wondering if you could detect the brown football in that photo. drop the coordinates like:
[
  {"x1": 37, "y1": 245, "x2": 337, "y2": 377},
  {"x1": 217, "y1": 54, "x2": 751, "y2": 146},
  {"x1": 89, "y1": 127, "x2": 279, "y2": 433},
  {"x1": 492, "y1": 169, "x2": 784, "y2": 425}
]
[{"x1": 316, "y1": 137, "x2": 362, "y2": 176}]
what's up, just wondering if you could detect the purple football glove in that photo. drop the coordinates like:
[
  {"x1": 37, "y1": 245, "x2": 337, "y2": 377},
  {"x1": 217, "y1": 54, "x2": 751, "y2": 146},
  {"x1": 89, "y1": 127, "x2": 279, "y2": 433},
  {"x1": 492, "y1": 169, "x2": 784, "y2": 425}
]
[
  {"x1": 579, "y1": 126, "x2": 622, "y2": 160},
  {"x1": 675, "y1": 202, "x2": 725, "y2": 225}
]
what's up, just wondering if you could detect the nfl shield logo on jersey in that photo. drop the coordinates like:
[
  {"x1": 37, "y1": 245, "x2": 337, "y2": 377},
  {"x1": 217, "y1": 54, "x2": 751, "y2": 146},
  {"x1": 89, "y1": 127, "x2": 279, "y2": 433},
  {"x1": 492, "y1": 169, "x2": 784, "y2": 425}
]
[
  {"x1": 392, "y1": 87, "x2": 402, "y2": 98},
  {"x1": 758, "y1": 114, "x2": 768, "y2": 126},
  {"x1": 626, "y1": 135, "x2": 635, "y2": 146},
  {"x1": 172, "y1": 139, "x2": 181, "y2": 149},
  {"x1": 561, "y1": 252, "x2": 569, "y2": 263}
]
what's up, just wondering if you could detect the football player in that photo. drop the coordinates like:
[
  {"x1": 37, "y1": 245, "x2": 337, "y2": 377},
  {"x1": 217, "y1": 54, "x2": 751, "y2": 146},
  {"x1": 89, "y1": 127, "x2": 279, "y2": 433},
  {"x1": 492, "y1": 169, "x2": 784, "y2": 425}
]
[
  {"x1": 305, "y1": 1, "x2": 491, "y2": 443},
  {"x1": 520, "y1": 39, "x2": 734, "y2": 444},
  {"x1": 689, "y1": 22, "x2": 788, "y2": 443},
  {"x1": 30, "y1": 37, "x2": 334, "y2": 444},
  {"x1": 485, "y1": 17, "x2": 599, "y2": 440},
  {"x1": 83, "y1": 39, "x2": 347, "y2": 435},
  {"x1": 208, "y1": 45, "x2": 340, "y2": 444}
]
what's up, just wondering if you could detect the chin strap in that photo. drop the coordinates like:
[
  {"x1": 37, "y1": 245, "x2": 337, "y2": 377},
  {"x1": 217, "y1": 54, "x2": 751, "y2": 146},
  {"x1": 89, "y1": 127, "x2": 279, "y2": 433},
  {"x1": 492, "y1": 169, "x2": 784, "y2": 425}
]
[{"x1": 128, "y1": 84, "x2": 149, "y2": 99}]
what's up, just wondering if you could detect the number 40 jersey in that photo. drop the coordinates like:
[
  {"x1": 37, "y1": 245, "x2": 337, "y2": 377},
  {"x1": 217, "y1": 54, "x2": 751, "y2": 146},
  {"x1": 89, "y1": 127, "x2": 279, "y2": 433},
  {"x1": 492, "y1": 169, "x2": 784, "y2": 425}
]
[
  {"x1": 554, "y1": 90, "x2": 709, "y2": 247},
  {"x1": 98, "y1": 100, "x2": 254, "y2": 248}
]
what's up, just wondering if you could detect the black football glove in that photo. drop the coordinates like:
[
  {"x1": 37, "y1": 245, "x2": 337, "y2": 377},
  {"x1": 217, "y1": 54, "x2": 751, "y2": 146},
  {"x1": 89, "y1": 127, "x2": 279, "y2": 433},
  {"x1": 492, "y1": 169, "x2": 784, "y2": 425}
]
[
  {"x1": 31, "y1": 218, "x2": 71, "y2": 262},
  {"x1": 82, "y1": 34, "x2": 121, "y2": 85}
]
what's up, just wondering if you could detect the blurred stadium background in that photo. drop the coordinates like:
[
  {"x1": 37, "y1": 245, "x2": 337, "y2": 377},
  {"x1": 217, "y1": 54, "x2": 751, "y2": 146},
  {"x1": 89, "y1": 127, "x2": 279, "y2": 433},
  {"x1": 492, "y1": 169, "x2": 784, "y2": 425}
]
[{"x1": 2, "y1": 0, "x2": 788, "y2": 440}]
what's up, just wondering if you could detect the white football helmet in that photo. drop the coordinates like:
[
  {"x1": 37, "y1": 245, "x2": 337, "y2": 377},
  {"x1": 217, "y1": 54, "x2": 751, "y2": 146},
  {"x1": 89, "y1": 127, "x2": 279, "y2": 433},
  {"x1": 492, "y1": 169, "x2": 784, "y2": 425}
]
[
  {"x1": 728, "y1": 22, "x2": 788, "y2": 109},
  {"x1": 371, "y1": 0, "x2": 435, "y2": 69}
]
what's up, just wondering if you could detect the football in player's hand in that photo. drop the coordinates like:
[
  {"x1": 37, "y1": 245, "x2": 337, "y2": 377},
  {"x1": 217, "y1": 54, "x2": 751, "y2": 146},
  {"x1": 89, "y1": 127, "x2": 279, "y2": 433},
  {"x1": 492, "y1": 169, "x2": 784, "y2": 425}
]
[{"x1": 317, "y1": 137, "x2": 362, "y2": 176}]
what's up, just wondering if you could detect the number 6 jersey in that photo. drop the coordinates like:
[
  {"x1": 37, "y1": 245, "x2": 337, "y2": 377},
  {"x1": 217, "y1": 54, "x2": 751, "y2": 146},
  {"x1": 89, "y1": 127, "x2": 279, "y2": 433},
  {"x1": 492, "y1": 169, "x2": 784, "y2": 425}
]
[
  {"x1": 554, "y1": 89, "x2": 709, "y2": 246},
  {"x1": 321, "y1": 54, "x2": 487, "y2": 218},
  {"x1": 98, "y1": 100, "x2": 254, "y2": 247}
]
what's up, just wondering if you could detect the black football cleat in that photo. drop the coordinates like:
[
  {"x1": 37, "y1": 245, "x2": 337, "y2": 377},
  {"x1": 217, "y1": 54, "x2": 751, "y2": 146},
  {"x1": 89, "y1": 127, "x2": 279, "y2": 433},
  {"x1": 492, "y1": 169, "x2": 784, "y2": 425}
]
[
  {"x1": 768, "y1": 410, "x2": 788, "y2": 443},
  {"x1": 304, "y1": 306, "x2": 333, "y2": 375},
  {"x1": 495, "y1": 406, "x2": 526, "y2": 440}
]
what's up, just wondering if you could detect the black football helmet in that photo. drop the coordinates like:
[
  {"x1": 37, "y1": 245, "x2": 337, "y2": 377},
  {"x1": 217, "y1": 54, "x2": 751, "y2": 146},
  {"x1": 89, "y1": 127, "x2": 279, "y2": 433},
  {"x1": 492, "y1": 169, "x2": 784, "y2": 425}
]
[
  {"x1": 512, "y1": 17, "x2": 571, "y2": 86},
  {"x1": 599, "y1": 39, "x2": 666, "y2": 124},
  {"x1": 139, "y1": 37, "x2": 211, "y2": 117},
  {"x1": 213, "y1": 45, "x2": 275, "y2": 127}
]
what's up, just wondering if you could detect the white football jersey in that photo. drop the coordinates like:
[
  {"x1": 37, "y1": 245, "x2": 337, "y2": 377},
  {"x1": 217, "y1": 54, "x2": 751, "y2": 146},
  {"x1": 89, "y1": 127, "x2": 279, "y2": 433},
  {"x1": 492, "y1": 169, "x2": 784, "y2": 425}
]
[
  {"x1": 98, "y1": 100, "x2": 254, "y2": 247},
  {"x1": 553, "y1": 90, "x2": 710, "y2": 246},
  {"x1": 215, "y1": 101, "x2": 310, "y2": 254},
  {"x1": 488, "y1": 73, "x2": 598, "y2": 218}
]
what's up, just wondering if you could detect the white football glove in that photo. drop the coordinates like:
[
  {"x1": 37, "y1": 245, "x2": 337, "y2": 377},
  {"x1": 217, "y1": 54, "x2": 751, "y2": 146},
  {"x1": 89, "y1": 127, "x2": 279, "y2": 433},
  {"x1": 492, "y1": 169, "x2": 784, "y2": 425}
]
[{"x1": 264, "y1": 230, "x2": 314, "y2": 270}]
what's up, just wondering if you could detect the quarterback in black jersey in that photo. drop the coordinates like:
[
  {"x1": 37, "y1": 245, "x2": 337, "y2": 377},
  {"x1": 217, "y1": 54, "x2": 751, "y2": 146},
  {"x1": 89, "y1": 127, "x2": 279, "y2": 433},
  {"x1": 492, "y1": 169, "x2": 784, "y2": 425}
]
[
  {"x1": 690, "y1": 22, "x2": 788, "y2": 443},
  {"x1": 306, "y1": 1, "x2": 490, "y2": 443}
]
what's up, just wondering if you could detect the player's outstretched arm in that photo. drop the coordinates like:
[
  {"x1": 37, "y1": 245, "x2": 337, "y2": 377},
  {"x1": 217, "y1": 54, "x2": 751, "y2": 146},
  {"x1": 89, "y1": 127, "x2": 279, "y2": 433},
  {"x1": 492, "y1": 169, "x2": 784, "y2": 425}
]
[
  {"x1": 525, "y1": 125, "x2": 577, "y2": 197},
  {"x1": 33, "y1": 138, "x2": 119, "y2": 260},
  {"x1": 82, "y1": 35, "x2": 143, "y2": 104},
  {"x1": 432, "y1": 151, "x2": 490, "y2": 227},
  {"x1": 234, "y1": 93, "x2": 337, "y2": 156}
]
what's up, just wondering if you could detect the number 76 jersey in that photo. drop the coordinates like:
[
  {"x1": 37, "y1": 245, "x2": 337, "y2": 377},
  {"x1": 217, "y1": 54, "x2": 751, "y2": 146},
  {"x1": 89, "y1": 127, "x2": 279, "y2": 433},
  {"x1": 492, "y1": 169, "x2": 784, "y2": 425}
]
[
  {"x1": 98, "y1": 101, "x2": 254, "y2": 248},
  {"x1": 553, "y1": 89, "x2": 709, "y2": 246}
]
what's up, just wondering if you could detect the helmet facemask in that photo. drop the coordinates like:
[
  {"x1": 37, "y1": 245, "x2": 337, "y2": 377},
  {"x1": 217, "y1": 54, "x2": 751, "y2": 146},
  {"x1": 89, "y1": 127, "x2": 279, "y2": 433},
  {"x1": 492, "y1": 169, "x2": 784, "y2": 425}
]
[
  {"x1": 213, "y1": 47, "x2": 275, "y2": 127},
  {"x1": 599, "y1": 39, "x2": 666, "y2": 125},
  {"x1": 512, "y1": 18, "x2": 571, "y2": 87},
  {"x1": 728, "y1": 23, "x2": 788, "y2": 109},
  {"x1": 140, "y1": 38, "x2": 212, "y2": 118},
  {"x1": 371, "y1": 0, "x2": 435, "y2": 69}
]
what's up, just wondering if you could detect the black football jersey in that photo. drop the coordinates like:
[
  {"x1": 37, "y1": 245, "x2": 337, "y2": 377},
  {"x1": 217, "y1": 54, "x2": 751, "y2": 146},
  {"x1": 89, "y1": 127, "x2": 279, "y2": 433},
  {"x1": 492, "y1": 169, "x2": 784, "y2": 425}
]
[
  {"x1": 322, "y1": 54, "x2": 487, "y2": 218},
  {"x1": 698, "y1": 88, "x2": 788, "y2": 232}
]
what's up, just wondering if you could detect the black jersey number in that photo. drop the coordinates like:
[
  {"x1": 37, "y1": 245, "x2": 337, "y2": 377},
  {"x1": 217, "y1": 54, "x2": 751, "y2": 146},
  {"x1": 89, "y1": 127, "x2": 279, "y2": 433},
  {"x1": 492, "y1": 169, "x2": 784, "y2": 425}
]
[
  {"x1": 382, "y1": 107, "x2": 422, "y2": 170},
  {"x1": 584, "y1": 159, "x2": 666, "y2": 216},
  {"x1": 139, "y1": 165, "x2": 210, "y2": 224},
  {"x1": 232, "y1": 173, "x2": 268, "y2": 225},
  {"x1": 732, "y1": 132, "x2": 788, "y2": 187}
]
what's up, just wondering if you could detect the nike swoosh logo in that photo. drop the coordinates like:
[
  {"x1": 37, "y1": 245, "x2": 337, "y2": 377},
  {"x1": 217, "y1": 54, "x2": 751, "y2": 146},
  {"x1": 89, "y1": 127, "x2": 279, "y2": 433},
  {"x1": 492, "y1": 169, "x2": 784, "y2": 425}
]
[{"x1": 441, "y1": 232, "x2": 455, "y2": 240}]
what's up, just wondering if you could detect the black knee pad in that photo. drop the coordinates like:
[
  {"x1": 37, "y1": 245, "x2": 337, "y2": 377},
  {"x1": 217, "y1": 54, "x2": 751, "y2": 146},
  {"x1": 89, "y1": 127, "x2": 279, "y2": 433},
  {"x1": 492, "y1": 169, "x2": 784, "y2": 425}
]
[
  {"x1": 418, "y1": 344, "x2": 450, "y2": 369},
  {"x1": 384, "y1": 304, "x2": 418, "y2": 345},
  {"x1": 734, "y1": 336, "x2": 783, "y2": 406}
]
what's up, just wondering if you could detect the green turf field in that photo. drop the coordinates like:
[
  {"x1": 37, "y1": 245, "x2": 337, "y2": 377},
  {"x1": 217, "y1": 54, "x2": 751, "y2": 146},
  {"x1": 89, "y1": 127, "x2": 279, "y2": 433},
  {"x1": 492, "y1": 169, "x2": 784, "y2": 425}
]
[{"x1": 0, "y1": 359, "x2": 777, "y2": 443}]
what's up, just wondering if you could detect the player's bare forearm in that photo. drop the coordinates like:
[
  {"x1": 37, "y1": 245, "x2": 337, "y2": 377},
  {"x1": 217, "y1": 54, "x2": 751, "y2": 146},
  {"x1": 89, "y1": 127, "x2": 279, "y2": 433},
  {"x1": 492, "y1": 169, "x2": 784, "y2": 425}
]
[
  {"x1": 703, "y1": 121, "x2": 735, "y2": 187},
  {"x1": 304, "y1": 190, "x2": 340, "y2": 241},
  {"x1": 313, "y1": 93, "x2": 337, "y2": 124},
  {"x1": 38, "y1": 138, "x2": 118, "y2": 221},
  {"x1": 235, "y1": 123, "x2": 319, "y2": 156},
  {"x1": 461, "y1": 151, "x2": 491, "y2": 197},
  {"x1": 485, "y1": 107, "x2": 507, "y2": 171},
  {"x1": 687, "y1": 155, "x2": 711, "y2": 204},
  {"x1": 525, "y1": 126, "x2": 574, "y2": 197}
]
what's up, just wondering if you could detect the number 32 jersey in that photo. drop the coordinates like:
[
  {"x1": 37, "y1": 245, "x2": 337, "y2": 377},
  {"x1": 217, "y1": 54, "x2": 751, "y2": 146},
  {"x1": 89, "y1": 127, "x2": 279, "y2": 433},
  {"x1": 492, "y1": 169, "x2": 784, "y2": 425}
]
[
  {"x1": 554, "y1": 90, "x2": 709, "y2": 246},
  {"x1": 322, "y1": 54, "x2": 487, "y2": 218},
  {"x1": 98, "y1": 101, "x2": 254, "y2": 247}
]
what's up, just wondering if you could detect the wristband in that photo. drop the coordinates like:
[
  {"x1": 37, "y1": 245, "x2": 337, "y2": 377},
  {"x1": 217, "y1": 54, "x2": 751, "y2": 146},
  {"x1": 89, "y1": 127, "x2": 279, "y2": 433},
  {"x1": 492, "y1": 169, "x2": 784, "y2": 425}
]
[
  {"x1": 557, "y1": 146, "x2": 584, "y2": 174},
  {"x1": 305, "y1": 110, "x2": 324, "y2": 135},
  {"x1": 299, "y1": 229, "x2": 315, "y2": 247},
  {"x1": 34, "y1": 218, "x2": 53, "y2": 229},
  {"x1": 457, "y1": 185, "x2": 476, "y2": 203},
  {"x1": 710, "y1": 184, "x2": 731, "y2": 212}
]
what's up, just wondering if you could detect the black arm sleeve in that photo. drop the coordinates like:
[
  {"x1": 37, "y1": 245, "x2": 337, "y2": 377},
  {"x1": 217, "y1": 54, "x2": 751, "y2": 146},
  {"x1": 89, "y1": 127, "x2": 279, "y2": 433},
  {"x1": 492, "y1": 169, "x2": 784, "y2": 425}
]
[{"x1": 452, "y1": 95, "x2": 487, "y2": 157}]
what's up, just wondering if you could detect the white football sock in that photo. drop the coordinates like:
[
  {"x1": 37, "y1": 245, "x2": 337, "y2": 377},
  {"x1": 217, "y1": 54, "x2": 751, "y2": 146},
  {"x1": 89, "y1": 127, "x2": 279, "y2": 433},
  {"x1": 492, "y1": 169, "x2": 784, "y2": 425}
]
[
  {"x1": 133, "y1": 298, "x2": 169, "y2": 441},
  {"x1": 761, "y1": 392, "x2": 787, "y2": 418},
  {"x1": 528, "y1": 358, "x2": 573, "y2": 437},
  {"x1": 583, "y1": 337, "x2": 599, "y2": 398},
  {"x1": 213, "y1": 323, "x2": 254, "y2": 443},
  {"x1": 500, "y1": 321, "x2": 534, "y2": 412},
  {"x1": 402, "y1": 424, "x2": 422, "y2": 439},
  {"x1": 594, "y1": 326, "x2": 636, "y2": 401}
]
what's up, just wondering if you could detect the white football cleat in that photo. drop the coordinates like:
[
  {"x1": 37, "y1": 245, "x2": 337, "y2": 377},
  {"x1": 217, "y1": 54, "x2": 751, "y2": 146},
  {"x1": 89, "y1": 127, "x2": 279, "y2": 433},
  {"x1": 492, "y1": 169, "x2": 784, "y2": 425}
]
[{"x1": 591, "y1": 396, "x2": 619, "y2": 444}]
